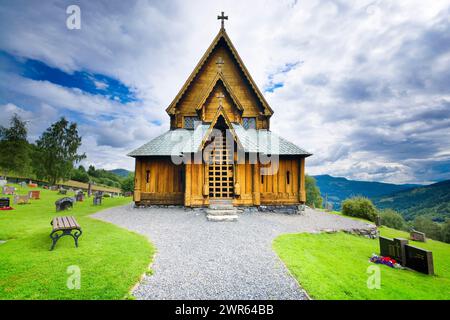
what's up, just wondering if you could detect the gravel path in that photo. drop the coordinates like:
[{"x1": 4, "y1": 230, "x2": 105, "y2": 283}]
[{"x1": 93, "y1": 205, "x2": 374, "y2": 300}]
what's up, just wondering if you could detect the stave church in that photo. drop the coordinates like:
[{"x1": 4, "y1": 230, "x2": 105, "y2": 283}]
[{"x1": 128, "y1": 13, "x2": 311, "y2": 208}]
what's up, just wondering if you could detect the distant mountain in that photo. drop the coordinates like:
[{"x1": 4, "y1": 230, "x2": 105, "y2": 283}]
[
  {"x1": 374, "y1": 180, "x2": 450, "y2": 222},
  {"x1": 313, "y1": 174, "x2": 419, "y2": 210},
  {"x1": 108, "y1": 168, "x2": 132, "y2": 178}
]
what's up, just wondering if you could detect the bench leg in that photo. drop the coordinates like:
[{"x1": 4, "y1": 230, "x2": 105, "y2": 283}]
[
  {"x1": 49, "y1": 229, "x2": 82, "y2": 250},
  {"x1": 72, "y1": 229, "x2": 82, "y2": 248},
  {"x1": 49, "y1": 231, "x2": 61, "y2": 251}
]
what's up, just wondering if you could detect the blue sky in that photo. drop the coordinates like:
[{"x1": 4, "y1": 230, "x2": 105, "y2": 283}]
[
  {"x1": 0, "y1": 51, "x2": 136, "y2": 103},
  {"x1": 0, "y1": 0, "x2": 449, "y2": 184}
]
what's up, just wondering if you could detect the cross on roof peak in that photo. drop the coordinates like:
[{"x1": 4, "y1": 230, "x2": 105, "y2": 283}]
[{"x1": 217, "y1": 11, "x2": 228, "y2": 29}]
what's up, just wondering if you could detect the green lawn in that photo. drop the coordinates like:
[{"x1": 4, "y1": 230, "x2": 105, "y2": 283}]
[
  {"x1": 274, "y1": 227, "x2": 450, "y2": 300},
  {"x1": 0, "y1": 184, "x2": 154, "y2": 299}
]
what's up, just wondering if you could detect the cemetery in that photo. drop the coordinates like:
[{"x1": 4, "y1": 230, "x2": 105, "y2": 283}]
[{"x1": 0, "y1": 182, "x2": 153, "y2": 299}]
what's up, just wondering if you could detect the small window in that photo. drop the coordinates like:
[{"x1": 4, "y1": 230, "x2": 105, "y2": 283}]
[
  {"x1": 184, "y1": 116, "x2": 200, "y2": 129},
  {"x1": 261, "y1": 175, "x2": 264, "y2": 184},
  {"x1": 146, "y1": 170, "x2": 150, "y2": 183},
  {"x1": 287, "y1": 171, "x2": 290, "y2": 185},
  {"x1": 243, "y1": 117, "x2": 256, "y2": 130}
]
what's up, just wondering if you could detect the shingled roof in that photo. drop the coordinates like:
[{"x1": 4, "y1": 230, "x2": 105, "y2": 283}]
[{"x1": 128, "y1": 124, "x2": 312, "y2": 157}]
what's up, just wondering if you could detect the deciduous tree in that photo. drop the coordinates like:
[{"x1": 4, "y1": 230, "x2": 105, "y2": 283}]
[
  {"x1": 306, "y1": 175, "x2": 323, "y2": 208},
  {"x1": 34, "y1": 117, "x2": 85, "y2": 185},
  {"x1": 0, "y1": 114, "x2": 31, "y2": 176}
]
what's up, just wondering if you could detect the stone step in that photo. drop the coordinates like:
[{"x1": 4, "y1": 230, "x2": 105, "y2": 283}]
[
  {"x1": 209, "y1": 200, "x2": 233, "y2": 204},
  {"x1": 208, "y1": 203, "x2": 234, "y2": 210},
  {"x1": 206, "y1": 214, "x2": 238, "y2": 222},
  {"x1": 205, "y1": 209, "x2": 238, "y2": 216}
]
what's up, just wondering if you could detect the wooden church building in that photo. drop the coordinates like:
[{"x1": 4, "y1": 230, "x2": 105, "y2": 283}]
[{"x1": 129, "y1": 13, "x2": 311, "y2": 207}]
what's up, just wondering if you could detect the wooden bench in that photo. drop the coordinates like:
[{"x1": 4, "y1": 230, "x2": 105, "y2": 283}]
[{"x1": 50, "y1": 216, "x2": 82, "y2": 251}]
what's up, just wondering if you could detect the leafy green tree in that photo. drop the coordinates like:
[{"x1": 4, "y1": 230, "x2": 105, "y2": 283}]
[
  {"x1": 88, "y1": 165, "x2": 96, "y2": 177},
  {"x1": 379, "y1": 209, "x2": 407, "y2": 230},
  {"x1": 33, "y1": 117, "x2": 85, "y2": 185},
  {"x1": 121, "y1": 173, "x2": 134, "y2": 193},
  {"x1": 413, "y1": 216, "x2": 443, "y2": 241},
  {"x1": 0, "y1": 114, "x2": 31, "y2": 176},
  {"x1": 306, "y1": 175, "x2": 323, "y2": 208},
  {"x1": 71, "y1": 167, "x2": 90, "y2": 183},
  {"x1": 341, "y1": 196, "x2": 378, "y2": 222}
]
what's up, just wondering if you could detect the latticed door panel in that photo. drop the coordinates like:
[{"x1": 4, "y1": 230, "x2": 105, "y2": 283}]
[{"x1": 208, "y1": 136, "x2": 234, "y2": 198}]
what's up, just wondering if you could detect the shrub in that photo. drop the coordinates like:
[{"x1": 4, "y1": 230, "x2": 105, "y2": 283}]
[
  {"x1": 341, "y1": 196, "x2": 378, "y2": 222},
  {"x1": 379, "y1": 209, "x2": 407, "y2": 230}
]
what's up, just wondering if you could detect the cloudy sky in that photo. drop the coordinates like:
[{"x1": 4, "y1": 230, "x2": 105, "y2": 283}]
[{"x1": 1, "y1": 0, "x2": 449, "y2": 184}]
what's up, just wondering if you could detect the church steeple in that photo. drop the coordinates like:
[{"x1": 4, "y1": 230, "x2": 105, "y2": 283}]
[{"x1": 166, "y1": 12, "x2": 274, "y2": 130}]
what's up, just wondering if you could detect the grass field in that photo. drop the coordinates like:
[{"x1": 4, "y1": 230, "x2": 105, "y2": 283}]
[
  {"x1": 0, "y1": 184, "x2": 154, "y2": 299},
  {"x1": 273, "y1": 227, "x2": 450, "y2": 299}
]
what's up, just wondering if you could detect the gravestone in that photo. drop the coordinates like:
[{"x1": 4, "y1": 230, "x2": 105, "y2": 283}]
[
  {"x1": 19, "y1": 181, "x2": 27, "y2": 188},
  {"x1": 379, "y1": 236, "x2": 408, "y2": 265},
  {"x1": 14, "y1": 194, "x2": 30, "y2": 205},
  {"x1": 55, "y1": 197, "x2": 75, "y2": 212},
  {"x1": 0, "y1": 179, "x2": 7, "y2": 187},
  {"x1": 379, "y1": 236, "x2": 434, "y2": 275},
  {"x1": 28, "y1": 190, "x2": 40, "y2": 200},
  {"x1": 410, "y1": 230, "x2": 426, "y2": 242},
  {"x1": 3, "y1": 186, "x2": 15, "y2": 195},
  {"x1": 375, "y1": 215, "x2": 381, "y2": 227},
  {"x1": 404, "y1": 244, "x2": 434, "y2": 275},
  {"x1": 93, "y1": 193, "x2": 102, "y2": 206},
  {"x1": 75, "y1": 191, "x2": 84, "y2": 202},
  {"x1": 49, "y1": 185, "x2": 58, "y2": 191},
  {"x1": 58, "y1": 188, "x2": 67, "y2": 195},
  {"x1": 0, "y1": 197, "x2": 10, "y2": 208}
]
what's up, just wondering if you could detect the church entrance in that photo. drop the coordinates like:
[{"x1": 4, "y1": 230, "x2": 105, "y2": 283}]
[{"x1": 208, "y1": 131, "x2": 234, "y2": 199}]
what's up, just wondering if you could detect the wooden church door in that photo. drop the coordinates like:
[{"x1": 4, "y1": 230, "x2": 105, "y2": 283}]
[{"x1": 208, "y1": 132, "x2": 234, "y2": 199}]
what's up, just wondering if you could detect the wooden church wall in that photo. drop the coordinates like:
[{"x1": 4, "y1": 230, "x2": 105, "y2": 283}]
[
  {"x1": 174, "y1": 41, "x2": 267, "y2": 129},
  {"x1": 259, "y1": 156, "x2": 305, "y2": 205},
  {"x1": 182, "y1": 155, "x2": 306, "y2": 207},
  {"x1": 134, "y1": 157, "x2": 184, "y2": 205},
  {"x1": 184, "y1": 161, "x2": 207, "y2": 207},
  {"x1": 234, "y1": 158, "x2": 255, "y2": 206}
]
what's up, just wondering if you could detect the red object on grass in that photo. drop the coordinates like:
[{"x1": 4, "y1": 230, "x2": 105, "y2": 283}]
[{"x1": 0, "y1": 206, "x2": 14, "y2": 210}]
